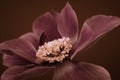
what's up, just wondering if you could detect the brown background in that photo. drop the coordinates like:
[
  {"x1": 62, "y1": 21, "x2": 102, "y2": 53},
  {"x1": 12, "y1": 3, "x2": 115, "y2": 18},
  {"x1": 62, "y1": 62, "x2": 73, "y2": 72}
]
[{"x1": 0, "y1": 0, "x2": 120, "y2": 80}]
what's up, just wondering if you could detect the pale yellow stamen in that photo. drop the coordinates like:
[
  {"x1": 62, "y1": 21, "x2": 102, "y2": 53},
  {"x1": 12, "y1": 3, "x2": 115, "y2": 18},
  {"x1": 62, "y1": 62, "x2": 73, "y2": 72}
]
[{"x1": 36, "y1": 37, "x2": 72, "y2": 63}]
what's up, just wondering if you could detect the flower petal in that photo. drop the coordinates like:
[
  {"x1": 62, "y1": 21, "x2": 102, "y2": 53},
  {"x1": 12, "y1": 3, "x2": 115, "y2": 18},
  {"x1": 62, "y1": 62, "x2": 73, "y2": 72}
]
[
  {"x1": 57, "y1": 2, "x2": 78, "y2": 43},
  {"x1": 53, "y1": 61, "x2": 111, "y2": 80},
  {"x1": 71, "y1": 24, "x2": 94, "y2": 58},
  {"x1": 3, "y1": 53, "x2": 31, "y2": 67},
  {"x1": 39, "y1": 32, "x2": 48, "y2": 46},
  {"x1": 19, "y1": 32, "x2": 39, "y2": 49},
  {"x1": 1, "y1": 65, "x2": 52, "y2": 80},
  {"x1": 71, "y1": 15, "x2": 120, "y2": 58},
  {"x1": 0, "y1": 38, "x2": 37, "y2": 63},
  {"x1": 32, "y1": 11, "x2": 61, "y2": 42}
]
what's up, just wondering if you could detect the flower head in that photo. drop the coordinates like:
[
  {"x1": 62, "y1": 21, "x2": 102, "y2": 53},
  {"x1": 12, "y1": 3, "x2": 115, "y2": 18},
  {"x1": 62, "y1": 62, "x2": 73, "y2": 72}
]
[
  {"x1": 0, "y1": 2, "x2": 120, "y2": 80},
  {"x1": 36, "y1": 37, "x2": 72, "y2": 63}
]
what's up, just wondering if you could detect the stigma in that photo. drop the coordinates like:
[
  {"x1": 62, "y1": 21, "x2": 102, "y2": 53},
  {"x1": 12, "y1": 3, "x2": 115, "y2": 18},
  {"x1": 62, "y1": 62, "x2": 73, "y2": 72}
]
[{"x1": 36, "y1": 37, "x2": 72, "y2": 63}]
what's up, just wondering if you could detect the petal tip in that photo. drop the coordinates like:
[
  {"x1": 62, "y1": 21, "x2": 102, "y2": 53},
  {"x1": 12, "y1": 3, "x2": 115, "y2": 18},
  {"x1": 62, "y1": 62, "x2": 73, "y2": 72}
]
[{"x1": 63, "y1": 2, "x2": 72, "y2": 12}]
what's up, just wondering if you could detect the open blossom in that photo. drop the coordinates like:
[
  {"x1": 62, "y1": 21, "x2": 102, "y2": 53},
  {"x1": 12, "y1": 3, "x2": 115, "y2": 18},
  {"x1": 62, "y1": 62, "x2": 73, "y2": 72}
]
[{"x1": 0, "y1": 2, "x2": 120, "y2": 80}]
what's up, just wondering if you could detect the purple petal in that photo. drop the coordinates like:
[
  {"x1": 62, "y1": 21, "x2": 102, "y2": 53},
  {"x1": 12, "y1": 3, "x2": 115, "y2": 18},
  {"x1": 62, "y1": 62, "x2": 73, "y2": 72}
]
[
  {"x1": 71, "y1": 15, "x2": 120, "y2": 59},
  {"x1": 1, "y1": 65, "x2": 52, "y2": 80},
  {"x1": 20, "y1": 32, "x2": 39, "y2": 49},
  {"x1": 57, "y1": 2, "x2": 78, "y2": 43},
  {"x1": 32, "y1": 11, "x2": 61, "y2": 42},
  {"x1": 71, "y1": 24, "x2": 94, "y2": 58},
  {"x1": 0, "y1": 38, "x2": 37, "y2": 63},
  {"x1": 39, "y1": 32, "x2": 48, "y2": 46},
  {"x1": 53, "y1": 61, "x2": 111, "y2": 80},
  {"x1": 3, "y1": 53, "x2": 31, "y2": 67}
]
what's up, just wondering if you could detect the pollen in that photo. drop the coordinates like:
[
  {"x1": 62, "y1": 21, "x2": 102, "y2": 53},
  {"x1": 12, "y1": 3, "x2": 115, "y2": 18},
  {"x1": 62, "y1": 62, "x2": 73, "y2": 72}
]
[{"x1": 36, "y1": 37, "x2": 72, "y2": 63}]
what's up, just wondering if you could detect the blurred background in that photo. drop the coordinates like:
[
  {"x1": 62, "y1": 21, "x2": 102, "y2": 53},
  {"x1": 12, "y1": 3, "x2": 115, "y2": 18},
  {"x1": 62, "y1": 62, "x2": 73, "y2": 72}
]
[{"x1": 0, "y1": 0, "x2": 120, "y2": 80}]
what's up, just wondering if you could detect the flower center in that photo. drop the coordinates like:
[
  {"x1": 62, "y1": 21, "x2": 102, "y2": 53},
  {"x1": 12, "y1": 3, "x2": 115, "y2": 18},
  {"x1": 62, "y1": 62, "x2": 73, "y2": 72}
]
[{"x1": 36, "y1": 37, "x2": 72, "y2": 63}]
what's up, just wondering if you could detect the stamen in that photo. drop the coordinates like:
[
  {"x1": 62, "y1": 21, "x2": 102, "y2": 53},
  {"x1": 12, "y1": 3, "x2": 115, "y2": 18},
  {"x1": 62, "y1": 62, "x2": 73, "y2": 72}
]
[{"x1": 36, "y1": 37, "x2": 72, "y2": 63}]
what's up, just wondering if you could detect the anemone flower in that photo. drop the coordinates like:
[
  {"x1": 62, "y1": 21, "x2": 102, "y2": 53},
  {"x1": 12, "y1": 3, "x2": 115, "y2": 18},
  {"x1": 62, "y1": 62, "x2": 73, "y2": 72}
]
[{"x1": 0, "y1": 2, "x2": 120, "y2": 80}]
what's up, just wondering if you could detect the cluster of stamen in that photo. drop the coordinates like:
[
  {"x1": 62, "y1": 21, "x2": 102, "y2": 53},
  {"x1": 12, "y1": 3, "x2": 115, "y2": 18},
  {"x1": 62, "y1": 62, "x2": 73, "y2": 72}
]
[{"x1": 36, "y1": 37, "x2": 72, "y2": 63}]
